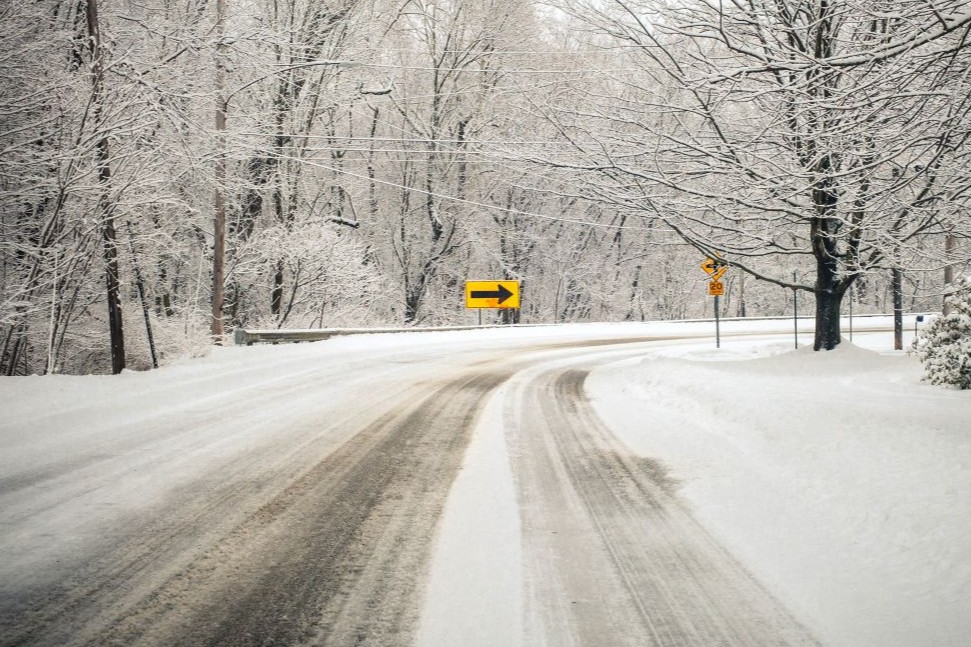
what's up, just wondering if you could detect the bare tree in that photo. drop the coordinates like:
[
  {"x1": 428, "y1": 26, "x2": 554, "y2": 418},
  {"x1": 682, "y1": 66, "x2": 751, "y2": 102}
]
[
  {"x1": 376, "y1": 0, "x2": 536, "y2": 323},
  {"x1": 548, "y1": 0, "x2": 971, "y2": 349}
]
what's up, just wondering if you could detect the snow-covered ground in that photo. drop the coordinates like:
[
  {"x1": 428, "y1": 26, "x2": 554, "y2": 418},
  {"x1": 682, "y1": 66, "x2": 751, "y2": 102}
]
[
  {"x1": 416, "y1": 317, "x2": 971, "y2": 647},
  {"x1": 585, "y1": 329, "x2": 971, "y2": 647},
  {"x1": 2, "y1": 315, "x2": 968, "y2": 646}
]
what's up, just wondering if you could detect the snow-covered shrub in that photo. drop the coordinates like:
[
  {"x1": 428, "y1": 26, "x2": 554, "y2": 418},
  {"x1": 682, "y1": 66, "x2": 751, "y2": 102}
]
[
  {"x1": 913, "y1": 277, "x2": 971, "y2": 389},
  {"x1": 232, "y1": 220, "x2": 392, "y2": 329},
  {"x1": 146, "y1": 305, "x2": 213, "y2": 367}
]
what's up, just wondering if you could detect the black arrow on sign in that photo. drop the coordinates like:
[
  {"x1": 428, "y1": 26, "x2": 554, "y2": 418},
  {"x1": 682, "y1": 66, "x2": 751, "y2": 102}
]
[{"x1": 470, "y1": 284, "x2": 514, "y2": 304}]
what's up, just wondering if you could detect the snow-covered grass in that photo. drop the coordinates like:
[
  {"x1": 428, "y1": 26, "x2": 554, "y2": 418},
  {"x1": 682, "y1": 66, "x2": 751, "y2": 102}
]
[{"x1": 586, "y1": 329, "x2": 971, "y2": 647}]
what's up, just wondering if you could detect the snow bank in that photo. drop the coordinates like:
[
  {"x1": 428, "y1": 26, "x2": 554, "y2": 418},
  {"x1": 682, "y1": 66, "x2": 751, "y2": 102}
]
[{"x1": 587, "y1": 334, "x2": 971, "y2": 647}]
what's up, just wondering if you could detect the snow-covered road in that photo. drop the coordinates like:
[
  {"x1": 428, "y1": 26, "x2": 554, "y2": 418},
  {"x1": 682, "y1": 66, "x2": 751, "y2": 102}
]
[{"x1": 1, "y1": 319, "x2": 967, "y2": 646}]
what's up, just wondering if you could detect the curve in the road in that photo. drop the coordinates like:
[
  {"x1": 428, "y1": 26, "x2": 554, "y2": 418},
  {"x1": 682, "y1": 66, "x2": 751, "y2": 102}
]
[
  {"x1": 2, "y1": 369, "x2": 510, "y2": 647},
  {"x1": 2, "y1": 334, "x2": 823, "y2": 647}
]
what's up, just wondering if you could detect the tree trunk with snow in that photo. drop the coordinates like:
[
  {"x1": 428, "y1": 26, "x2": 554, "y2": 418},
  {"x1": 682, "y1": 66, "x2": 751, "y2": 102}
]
[{"x1": 86, "y1": 0, "x2": 125, "y2": 373}]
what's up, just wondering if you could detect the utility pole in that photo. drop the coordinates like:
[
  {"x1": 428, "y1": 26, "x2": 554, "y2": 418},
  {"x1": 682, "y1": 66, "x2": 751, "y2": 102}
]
[{"x1": 211, "y1": 0, "x2": 227, "y2": 343}]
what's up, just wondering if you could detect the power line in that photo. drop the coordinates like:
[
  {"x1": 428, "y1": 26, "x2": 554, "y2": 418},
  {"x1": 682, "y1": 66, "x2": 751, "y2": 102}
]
[
  {"x1": 360, "y1": 62, "x2": 644, "y2": 74},
  {"x1": 233, "y1": 132, "x2": 578, "y2": 147},
  {"x1": 337, "y1": 45, "x2": 650, "y2": 56},
  {"x1": 267, "y1": 151, "x2": 650, "y2": 232}
]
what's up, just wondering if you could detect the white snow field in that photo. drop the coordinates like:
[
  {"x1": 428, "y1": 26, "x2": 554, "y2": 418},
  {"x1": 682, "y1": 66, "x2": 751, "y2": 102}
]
[
  {"x1": 584, "y1": 331, "x2": 971, "y2": 647},
  {"x1": 416, "y1": 318, "x2": 971, "y2": 647},
  {"x1": 1, "y1": 316, "x2": 968, "y2": 646}
]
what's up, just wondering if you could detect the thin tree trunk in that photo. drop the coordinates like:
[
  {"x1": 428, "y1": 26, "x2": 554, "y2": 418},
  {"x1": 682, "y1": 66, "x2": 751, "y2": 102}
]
[
  {"x1": 893, "y1": 266, "x2": 904, "y2": 350},
  {"x1": 271, "y1": 259, "x2": 284, "y2": 316},
  {"x1": 127, "y1": 222, "x2": 158, "y2": 368},
  {"x1": 46, "y1": 249, "x2": 59, "y2": 375},
  {"x1": 366, "y1": 107, "x2": 380, "y2": 221},
  {"x1": 943, "y1": 232, "x2": 956, "y2": 315},
  {"x1": 737, "y1": 272, "x2": 746, "y2": 318}
]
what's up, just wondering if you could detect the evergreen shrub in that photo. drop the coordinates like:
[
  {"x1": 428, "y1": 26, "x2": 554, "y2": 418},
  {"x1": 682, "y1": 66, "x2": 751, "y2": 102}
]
[{"x1": 914, "y1": 277, "x2": 971, "y2": 389}]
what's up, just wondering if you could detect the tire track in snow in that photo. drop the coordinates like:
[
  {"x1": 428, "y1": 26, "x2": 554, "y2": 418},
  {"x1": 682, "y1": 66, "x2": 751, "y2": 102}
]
[
  {"x1": 509, "y1": 366, "x2": 818, "y2": 646},
  {"x1": 2, "y1": 368, "x2": 511, "y2": 647}
]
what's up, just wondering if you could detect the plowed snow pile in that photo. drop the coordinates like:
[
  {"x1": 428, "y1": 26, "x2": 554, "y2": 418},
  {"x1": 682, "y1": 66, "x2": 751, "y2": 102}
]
[{"x1": 587, "y1": 334, "x2": 971, "y2": 647}]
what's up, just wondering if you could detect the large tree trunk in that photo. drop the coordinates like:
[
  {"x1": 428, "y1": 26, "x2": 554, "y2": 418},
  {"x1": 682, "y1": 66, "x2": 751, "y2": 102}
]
[
  {"x1": 812, "y1": 217, "x2": 845, "y2": 351},
  {"x1": 810, "y1": 141, "x2": 844, "y2": 351},
  {"x1": 103, "y1": 208, "x2": 126, "y2": 374},
  {"x1": 86, "y1": 0, "x2": 126, "y2": 373},
  {"x1": 404, "y1": 287, "x2": 421, "y2": 324},
  {"x1": 814, "y1": 285, "x2": 843, "y2": 351}
]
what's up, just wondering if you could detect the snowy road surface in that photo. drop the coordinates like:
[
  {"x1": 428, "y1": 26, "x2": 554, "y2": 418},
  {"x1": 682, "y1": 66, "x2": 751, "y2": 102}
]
[{"x1": 1, "y1": 319, "x2": 967, "y2": 646}]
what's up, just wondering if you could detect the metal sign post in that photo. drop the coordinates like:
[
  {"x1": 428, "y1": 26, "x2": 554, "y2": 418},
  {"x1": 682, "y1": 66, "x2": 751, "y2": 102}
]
[
  {"x1": 708, "y1": 281, "x2": 725, "y2": 348},
  {"x1": 703, "y1": 256, "x2": 726, "y2": 349},
  {"x1": 792, "y1": 271, "x2": 798, "y2": 349},
  {"x1": 714, "y1": 294, "x2": 721, "y2": 348}
]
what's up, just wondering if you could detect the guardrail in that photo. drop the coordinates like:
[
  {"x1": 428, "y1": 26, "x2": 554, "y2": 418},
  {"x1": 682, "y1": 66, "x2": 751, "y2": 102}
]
[
  {"x1": 234, "y1": 312, "x2": 936, "y2": 346},
  {"x1": 232, "y1": 324, "x2": 529, "y2": 346}
]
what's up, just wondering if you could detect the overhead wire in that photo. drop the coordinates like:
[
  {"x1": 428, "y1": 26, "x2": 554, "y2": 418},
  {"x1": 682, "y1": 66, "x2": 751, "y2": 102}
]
[
  {"x1": 264, "y1": 150, "x2": 652, "y2": 232},
  {"x1": 233, "y1": 132, "x2": 578, "y2": 147},
  {"x1": 350, "y1": 61, "x2": 643, "y2": 74}
]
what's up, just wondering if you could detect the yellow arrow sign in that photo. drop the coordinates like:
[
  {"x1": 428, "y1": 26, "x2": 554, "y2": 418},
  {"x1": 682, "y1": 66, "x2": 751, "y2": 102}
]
[
  {"x1": 701, "y1": 258, "x2": 718, "y2": 274},
  {"x1": 465, "y1": 280, "x2": 520, "y2": 309}
]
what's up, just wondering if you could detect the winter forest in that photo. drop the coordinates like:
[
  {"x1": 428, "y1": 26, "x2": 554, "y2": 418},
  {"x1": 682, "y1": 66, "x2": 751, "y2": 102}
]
[{"x1": 2, "y1": 0, "x2": 970, "y2": 375}]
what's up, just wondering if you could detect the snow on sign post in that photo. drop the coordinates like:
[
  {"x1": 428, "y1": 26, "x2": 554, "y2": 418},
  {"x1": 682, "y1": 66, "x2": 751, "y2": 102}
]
[{"x1": 701, "y1": 257, "x2": 727, "y2": 348}]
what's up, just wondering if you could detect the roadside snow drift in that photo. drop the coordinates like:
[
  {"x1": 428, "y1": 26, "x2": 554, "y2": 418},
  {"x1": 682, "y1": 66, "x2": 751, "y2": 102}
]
[{"x1": 586, "y1": 334, "x2": 971, "y2": 647}]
